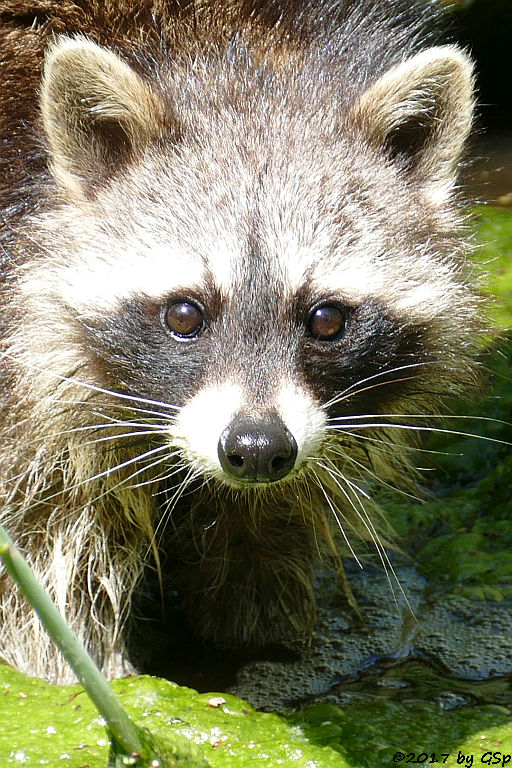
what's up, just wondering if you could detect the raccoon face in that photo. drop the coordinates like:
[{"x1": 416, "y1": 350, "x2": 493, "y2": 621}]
[{"x1": 22, "y1": 36, "x2": 475, "y2": 488}]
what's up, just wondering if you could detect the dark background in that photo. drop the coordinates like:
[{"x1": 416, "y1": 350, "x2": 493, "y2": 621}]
[
  {"x1": 448, "y1": 0, "x2": 512, "y2": 202},
  {"x1": 451, "y1": 0, "x2": 511, "y2": 130}
]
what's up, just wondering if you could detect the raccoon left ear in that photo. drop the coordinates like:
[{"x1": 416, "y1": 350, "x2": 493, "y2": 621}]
[
  {"x1": 40, "y1": 36, "x2": 170, "y2": 196},
  {"x1": 354, "y1": 46, "x2": 474, "y2": 201}
]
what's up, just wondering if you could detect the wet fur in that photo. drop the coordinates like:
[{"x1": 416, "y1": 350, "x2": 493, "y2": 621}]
[{"x1": 0, "y1": 0, "x2": 484, "y2": 682}]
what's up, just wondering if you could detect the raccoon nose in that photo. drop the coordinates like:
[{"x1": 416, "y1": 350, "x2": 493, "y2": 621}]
[{"x1": 218, "y1": 416, "x2": 298, "y2": 483}]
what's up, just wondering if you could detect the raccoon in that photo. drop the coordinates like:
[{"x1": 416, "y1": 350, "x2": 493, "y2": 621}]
[{"x1": 0, "y1": 0, "x2": 482, "y2": 684}]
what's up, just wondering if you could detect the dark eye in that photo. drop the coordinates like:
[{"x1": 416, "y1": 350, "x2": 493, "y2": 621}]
[
  {"x1": 165, "y1": 301, "x2": 204, "y2": 338},
  {"x1": 307, "y1": 304, "x2": 346, "y2": 341}
]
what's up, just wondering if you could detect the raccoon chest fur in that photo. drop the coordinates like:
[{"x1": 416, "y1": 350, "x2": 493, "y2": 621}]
[{"x1": 0, "y1": 0, "x2": 483, "y2": 683}]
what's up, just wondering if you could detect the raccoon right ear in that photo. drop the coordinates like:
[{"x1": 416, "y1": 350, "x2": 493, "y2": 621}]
[
  {"x1": 40, "y1": 37, "x2": 169, "y2": 196},
  {"x1": 353, "y1": 46, "x2": 474, "y2": 202}
]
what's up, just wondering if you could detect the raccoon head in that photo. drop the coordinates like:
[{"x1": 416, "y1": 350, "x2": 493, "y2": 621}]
[{"x1": 24, "y1": 34, "x2": 477, "y2": 489}]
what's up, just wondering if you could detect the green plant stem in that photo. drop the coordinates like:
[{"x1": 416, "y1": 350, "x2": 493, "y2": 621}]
[{"x1": 0, "y1": 522, "x2": 143, "y2": 758}]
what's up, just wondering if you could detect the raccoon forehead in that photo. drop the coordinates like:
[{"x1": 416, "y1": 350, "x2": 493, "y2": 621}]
[
  {"x1": 29, "y1": 187, "x2": 457, "y2": 321},
  {"x1": 46, "y1": 238, "x2": 454, "y2": 323}
]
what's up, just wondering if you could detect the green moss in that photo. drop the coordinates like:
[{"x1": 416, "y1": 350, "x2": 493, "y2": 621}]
[
  {"x1": 0, "y1": 666, "x2": 346, "y2": 767},
  {"x1": 3, "y1": 665, "x2": 512, "y2": 768}
]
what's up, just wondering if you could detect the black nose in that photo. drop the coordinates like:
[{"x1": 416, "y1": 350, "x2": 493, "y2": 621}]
[{"x1": 218, "y1": 415, "x2": 298, "y2": 483}]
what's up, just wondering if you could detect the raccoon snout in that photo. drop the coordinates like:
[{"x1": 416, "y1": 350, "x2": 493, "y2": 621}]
[{"x1": 218, "y1": 415, "x2": 298, "y2": 483}]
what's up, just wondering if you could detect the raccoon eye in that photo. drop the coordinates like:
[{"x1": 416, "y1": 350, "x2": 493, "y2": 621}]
[
  {"x1": 307, "y1": 304, "x2": 346, "y2": 341},
  {"x1": 165, "y1": 301, "x2": 204, "y2": 338}
]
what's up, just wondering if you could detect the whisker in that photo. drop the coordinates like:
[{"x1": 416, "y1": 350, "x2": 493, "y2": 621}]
[
  {"x1": 328, "y1": 412, "x2": 511, "y2": 427},
  {"x1": 79, "y1": 428, "x2": 168, "y2": 448},
  {"x1": 317, "y1": 459, "x2": 414, "y2": 615},
  {"x1": 326, "y1": 373, "x2": 424, "y2": 409},
  {"x1": 89, "y1": 404, "x2": 176, "y2": 422},
  {"x1": 326, "y1": 448, "x2": 423, "y2": 503},
  {"x1": 159, "y1": 466, "x2": 200, "y2": 515},
  {"x1": 309, "y1": 466, "x2": 364, "y2": 568},
  {"x1": 4, "y1": 413, "x2": 171, "y2": 460},
  {"x1": 149, "y1": 466, "x2": 205, "y2": 551},
  {"x1": 75, "y1": 443, "x2": 171, "y2": 488},
  {"x1": 321, "y1": 458, "x2": 372, "y2": 501},
  {"x1": 323, "y1": 361, "x2": 435, "y2": 409},
  {"x1": 56, "y1": 397, "x2": 178, "y2": 422},
  {"x1": 123, "y1": 458, "x2": 184, "y2": 491},
  {"x1": 69, "y1": 450, "x2": 173, "y2": 510},
  {"x1": 343, "y1": 478, "x2": 414, "y2": 616},
  {"x1": 20, "y1": 443, "x2": 171, "y2": 511},
  {"x1": 326, "y1": 427, "x2": 461, "y2": 457},
  {"x1": 1, "y1": 351, "x2": 180, "y2": 414},
  {"x1": 328, "y1": 420, "x2": 511, "y2": 446}
]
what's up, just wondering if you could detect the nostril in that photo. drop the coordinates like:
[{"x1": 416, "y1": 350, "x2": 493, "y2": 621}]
[
  {"x1": 227, "y1": 453, "x2": 244, "y2": 469},
  {"x1": 270, "y1": 454, "x2": 288, "y2": 472}
]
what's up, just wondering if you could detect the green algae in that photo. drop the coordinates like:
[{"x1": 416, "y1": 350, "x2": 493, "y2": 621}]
[
  {"x1": 0, "y1": 666, "x2": 346, "y2": 767},
  {"x1": 290, "y1": 700, "x2": 512, "y2": 768}
]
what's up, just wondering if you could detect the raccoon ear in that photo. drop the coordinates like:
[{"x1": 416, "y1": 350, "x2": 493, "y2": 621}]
[
  {"x1": 40, "y1": 36, "x2": 168, "y2": 195},
  {"x1": 354, "y1": 46, "x2": 474, "y2": 201}
]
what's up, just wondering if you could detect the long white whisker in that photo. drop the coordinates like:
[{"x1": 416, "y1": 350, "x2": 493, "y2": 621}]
[
  {"x1": 19, "y1": 443, "x2": 171, "y2": 510},
  {"x1": 326, "y1": 373, "x2": 425, "y2": 409},
  {"x1": 328, "y1": 412, "x2": 511, "y2": 426},
  {"x1": 344, "y1": 479, "x2": 414, "y2": 616},
  {"x1": 1, "y1": 351, "x2": 180, "y2": 413},
  {"x1": 123, "y1": 458, "x2": 184, "y2": 491},
  {"x1": 328, "y1": 421, "x2": 511, "y2": 445},
  {"x1": 318, "y1": 459, "x2": 414, "y2": 615},
  {"x1": 80, "y1": 428, "x2": 168, "y2": 447},
  {"x1": 328, "y1": 449, "x2": 423, "y2": 503},
  {"x1": 322, "y1": 459, "x2": 372, "y2": 501},
  {"x1": 55, "y1": 398, "x2": 177, "y2": 421},
  {"x1": 326, "y1": 427, "x2": 460, "y2": 457},
  {"x1": 309, "y1": 467, "x2": 363, "y2": 568},
  {"x1": 70, "y1": 450, "x2": 174, "y2": 509},
  {"x1": 148, "y1": 466, "x2": 206, "y2": 558},
  {"x1": 160, "y1": 466, "x2": 200, "y2": 516},
  {"x1": 88, "y1": 404, "x2": 176, "y2": 422},
  {"x1": 323, "y1": 361, "x2": 435, "y2": 409},
  {"x1": 75, "y1": 443, "x2": 171, "y2": 488}
]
